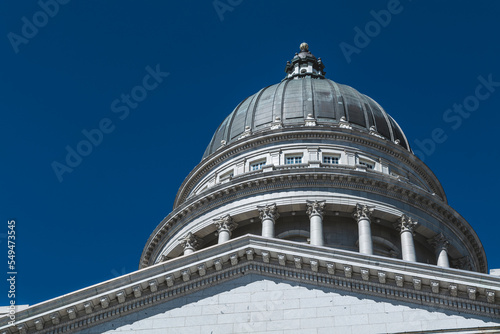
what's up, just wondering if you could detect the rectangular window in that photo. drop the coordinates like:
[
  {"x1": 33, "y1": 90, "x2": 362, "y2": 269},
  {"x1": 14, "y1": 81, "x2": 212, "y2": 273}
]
[
  {"x1": 220, "y1": 170, "x2": 234, "y2": 182},
  {"x1": 323, "y1": 155, "x2": 339, "y2": 164},
  {"x1": 286, "y1": 156, "x2": 302, "y2": 165},
  {"x1": 359, "y1": 160, "x2": 374, "y2": 170},
  {"x1": 251, "y1": 161, "x2": 266, "y2": 171}
]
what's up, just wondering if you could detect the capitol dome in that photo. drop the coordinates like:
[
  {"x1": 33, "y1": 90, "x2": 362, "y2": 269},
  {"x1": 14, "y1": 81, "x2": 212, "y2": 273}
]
[
  {"x1": 141, "y1": 43, "x2": 487, "y2": 276},
  {"x1": 204, "y1": 43, "x2": 409, "y2": 158}
]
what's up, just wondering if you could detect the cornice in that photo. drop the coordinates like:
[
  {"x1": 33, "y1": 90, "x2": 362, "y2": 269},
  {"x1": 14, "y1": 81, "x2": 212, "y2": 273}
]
[
  {"x1": 173, "y1": 127, "x2": 446, "y2": 208},
  {"x1": 141, "y1": 167, "x2": 486, "y2": 272},
  {"x1": 3, "y1": 236, "x2": 499, "y2": 334}
]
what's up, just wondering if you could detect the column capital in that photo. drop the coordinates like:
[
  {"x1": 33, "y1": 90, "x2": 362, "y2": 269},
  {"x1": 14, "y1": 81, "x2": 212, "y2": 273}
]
[
  {"x1": 257, "y1": 203, "x2": 280, "y2": 221},
  {"x1": 213, "y1": 214, "x2": 238, "y2": 235},
  {"x1": 452, "y1": 256, "x2": 472, "y2": 271},
  {"x1": 428, "y1": 232, "x2": 450, "y2": 251},
  {"x1": 394, "y1": 214, "x2": 418, "y2": 235},
  {"x1": 178, "y1": 232, "x2": 201, "y2": 251},
  {"x1": 306, "y1": 200, "x2": 326, "y2": 218},
  {"x1": 352, "y1": 203, "x2": 374, "y2": 221}
]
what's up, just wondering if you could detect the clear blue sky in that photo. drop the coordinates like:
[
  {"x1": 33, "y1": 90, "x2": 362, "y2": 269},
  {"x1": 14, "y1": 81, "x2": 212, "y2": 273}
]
[{"x1": 1, "y1": 1, "x2": 499, "y2": 306}]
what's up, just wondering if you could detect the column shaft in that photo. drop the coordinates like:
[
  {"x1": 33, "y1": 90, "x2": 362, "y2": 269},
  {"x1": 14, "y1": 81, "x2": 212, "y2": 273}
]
[
  {"x1": 401, "y1": 230, "x2": 417, "y2": 261},
  {"x1": 218, "y1": 229, "x2": 230, "y2": 244},
  {"x1": 429, "y1": 233, "x2": 450, "y2": 268},
  {"x1": 261, "y1": 218, "x2": 275, "y2": 238},
  {"x1": 396, "y1": 214, "x2": 418, "y2": 262},
  {"x1": 183, "y1": 247, "x2": 195, "y2": 255},
  {"x1": 437, "y1": 248, "x2": 450, "y2": 267},
  {"x1": 306, "y1": 200, "x2": 326, "y2": 246},
  {"x1": 358, "y1": 217, "x2": 373, "y2": 255},
  {"x1": 310, "y1": 214, "x2": 324, "y2": 246}
]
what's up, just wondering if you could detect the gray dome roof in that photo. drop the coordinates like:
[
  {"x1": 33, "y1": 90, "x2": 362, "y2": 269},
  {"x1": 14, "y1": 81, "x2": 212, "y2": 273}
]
[{"x1": 203, "y1": 46, "x2": 410, "y2": 159}]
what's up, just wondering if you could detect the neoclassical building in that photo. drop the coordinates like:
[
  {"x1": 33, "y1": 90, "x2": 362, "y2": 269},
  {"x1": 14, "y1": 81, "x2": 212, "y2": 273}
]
[{"x1": 2, "y1": 44, "x2": 500, "y2": 334}]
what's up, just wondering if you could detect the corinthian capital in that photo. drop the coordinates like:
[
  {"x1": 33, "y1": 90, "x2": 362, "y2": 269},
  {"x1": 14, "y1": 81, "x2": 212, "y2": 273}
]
[
  {"x1": 428, "y1": 233, "x2": 450, "y2": 251},
  {"x1": 178, "y1": 232, "x2": 201, "y2": 251},
  {"x1": 213, "y1": 214, "x2": 238, "y2": 234},
  {"x1": 257, "y1": 203, "x2": 280, "y2": 221},
  {"x1": 306, "y1": 200, "x2": 326, "y2": 218},
  {"x1": 395, "y1": 214, "x2": 418, "y2": 235},
  {"x1": 352, "y1": 203, "x2": 374, "y2": 221}
]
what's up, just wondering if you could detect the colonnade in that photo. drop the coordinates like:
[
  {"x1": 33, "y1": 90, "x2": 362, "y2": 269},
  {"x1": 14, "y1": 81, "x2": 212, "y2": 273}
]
[{"x1": 177, "y1": 202, "x2": 451, "y2": 268}]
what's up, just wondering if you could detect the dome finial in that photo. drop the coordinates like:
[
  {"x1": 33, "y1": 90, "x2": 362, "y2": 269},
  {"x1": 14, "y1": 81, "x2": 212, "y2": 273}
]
[{"x1": 284, "y1": 43, "x2": 325, "y2": 80}]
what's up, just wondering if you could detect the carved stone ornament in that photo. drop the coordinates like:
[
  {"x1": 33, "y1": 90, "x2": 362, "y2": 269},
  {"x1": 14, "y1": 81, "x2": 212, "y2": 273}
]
[
  {"x1": 412, "y1": 278, "x2": 422, "y2": 291},
  {"x1": 327, "y1": 263, "x2": 335, "y2": 275},
  {"x1": 245, "y1": 249, "x2": 254, "y2": 260},
  {"x1": 449, "y1": 284, "x2": 458, "y2": 297},
  {"x1": 294, "y1": 256, "x2": 302, "y2": 269},
  {"x1": 230, "y1": 254, "x2": 238, "y2": 266},
  {"x1": 217, "y1": 140, "x2": 227, "y2": 150},
  {"x1": 66, "y1": 307, "x2": 77, "y2": 320},
  {"x1": 369, "y1": 125, "x2": 384, "y2": 139},
  {"x1": 395, "y1": 275, "x2": 404, "y2": 287},
  {"x1": 310, "y1": 260, "x2": 319, "y2": 272},
  {"x1": 257, "y1": 203, "x2": 280, "y2": 221},
  {"x1": 428, "y1": 233, "x2": 450, "y2": 251},
  {"x1": 431, "y1": 281, "x2": 440, "y2": 293},
  {"x1": 238, "y1": 126, "x2": 252, "y2": 140},
  {"x1": 270, "y1": 116, "x2": 283, "y2": 130},
  {"x1": 305, "y1": 113, "x2": 317, "y2": 127},
  {"x1": 197, "y1": 264, "x2": 206, "y2": 276},
  {"x1": 306, "y1": 200, "x2": 326, "y2": 218},
  {"x1": 178, "y1": 232, "x2": 202, "y2": 251},
  {"x1": 361, "y1": 268, "x2": 370, "y2": 281},
  {"x1": 50, "y1": 312, "x2": 61, "y2": 325},
  {"x1": 339, "y1": 116, "x2": 352, "y2": 129},
  {"x1": 34, "y1": 318, "x2": 44, "y2": 330},
  {"x1": 352, "y1": 203, "x2": 374, "y2": 221},
  {"x1": 344, "y1": 265, "x2": 353, "y2": 278},
  {"x1": 452, "y1": 256, "x2": 472, "y2": 271},
  {"x1": 278, "y1": 254, "x2": 286, "y2": 266},
  {"x1": 394, "y1": 214, "x2": 418, "y2": 235},
  {"x1": 378, "y1": 271, "x2": 386, "y2": 284},
  {"x1": 213, "y1": 214, "x2": 238, "y2": 235}
]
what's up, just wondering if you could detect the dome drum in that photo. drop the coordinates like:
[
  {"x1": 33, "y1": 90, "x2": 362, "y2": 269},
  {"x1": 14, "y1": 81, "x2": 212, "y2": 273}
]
[{"x1": 146, "y1": 189, "x2": 482, "y2": 273}]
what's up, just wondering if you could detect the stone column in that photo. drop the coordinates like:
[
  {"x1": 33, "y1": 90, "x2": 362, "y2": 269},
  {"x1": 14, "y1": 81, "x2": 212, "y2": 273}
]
[
  {"x1": 306, "y1": 200, "x2": 326, "y2": 246},
  {"x1": 257, "y1": 203, "x2": 279, "y2": 238},
  {"x1": 213, "y1": 214, "x2": 237, "y2": 244},
  {"x1": 178, "y1": 232, "x2": 201, "y2": 255},
  {"x1": 429, "y1": 233, "x2": 450, "y2": 268},
  {"x1": 352, "y1": 203, "x2": 375, "y2": 255},
  {"x1": 395, "y1": 214, "x2": 418, "y2": 262}
]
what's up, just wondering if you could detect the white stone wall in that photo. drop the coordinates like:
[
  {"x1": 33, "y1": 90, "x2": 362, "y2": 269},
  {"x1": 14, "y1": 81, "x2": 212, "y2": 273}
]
[{"x1": 76, "y1": 274, "x2": 499, "y2": 334}]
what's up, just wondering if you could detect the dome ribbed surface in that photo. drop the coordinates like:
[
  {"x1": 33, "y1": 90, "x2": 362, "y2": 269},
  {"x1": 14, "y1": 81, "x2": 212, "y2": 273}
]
[{"x1": 203, "y1": 77, "x2": 410, "y2": 159}]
